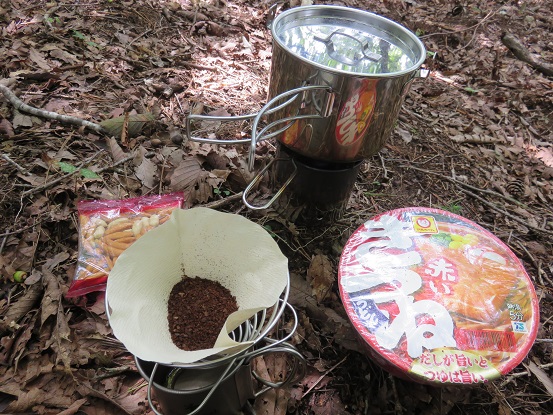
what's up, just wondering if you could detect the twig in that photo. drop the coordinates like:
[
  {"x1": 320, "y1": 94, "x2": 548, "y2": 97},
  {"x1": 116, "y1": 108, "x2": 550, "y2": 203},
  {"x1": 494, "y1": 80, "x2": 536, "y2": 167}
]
[
  {"x1": 127, "y1": 29, "x2": 152, "y2": 47},
  {"x1": 514, "y1": 239, "x2": 545, "y2": 286},
  {"x1": 22, "y1": 150, "x2": 106, "y2": 197},
  {"x1": 2, "y1": 153, "x2": 135, "y2": 234},
  {"x1": 501, "y1": 362, "x2": 553, "y2": 386},
  {"x1": 1, "y1": 153, "x2": 31, "y2": 175},
  {"x1": 0, "y1": 219, "x2": 46, "y2": 239},
  {"x1": 128, "y1": 26, "x2": 171, "y2": 48},
  {"x1": 502, "y1": 32, "x2": 553, "y2": 77},
  {"x1": 0, "y1": 235, "x2": 7, "y2": 256},
  {"x1": 399, "y1": 163, "x2": 553, "y2": 235},
  {"x1": 95, "y1": 153, "x2": 135, "y2": 173},
  {"x1": 420, "y1": 8, "x2": 498, "y2": 39},
  {"x1": 378, "y1": 152, "x2": 389, "y2": 179},
  {"x1": 202, "y1": 192, "x2": 243, "y2": 209},
  {"x1": 389, "y1": 374, "x2": 404, "y2": 414},
  {"x1": 92, "y1": 365, "x2": 134, "y2": 381},
  {"x1": 301, "y1": 355, "x2": 348, "y2": 399},
  {"x1": 182, "y1": 61, "x2": 218, "y2": 72},
  {"x1": 0, "y1": 82, "x2": 106, "y2": 134},
  {"x1": 460, "y1": 187, "x2": 553, "y2": 236},
  {"x1": 457, "y1": 9, "x2": 498, "y2": 51},
  {"x1": 399, "y1": 164, "x2": 525, "y2": 207}
]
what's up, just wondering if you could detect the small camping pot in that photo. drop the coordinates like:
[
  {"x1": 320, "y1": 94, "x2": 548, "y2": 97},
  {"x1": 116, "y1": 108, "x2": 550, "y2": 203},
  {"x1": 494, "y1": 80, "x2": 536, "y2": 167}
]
[
  {"x1": 136, "y1": 341, "x2": 306, "y2": 415},
  {"x1": 261, "y1": 5, "x2": 427, "y2": 165},
  {"x1": 186, "y1": 6, "x2": 427, "y2": 169},
  {"x1": 136, "y1": 357, "x2": 253, "y2": 415}
]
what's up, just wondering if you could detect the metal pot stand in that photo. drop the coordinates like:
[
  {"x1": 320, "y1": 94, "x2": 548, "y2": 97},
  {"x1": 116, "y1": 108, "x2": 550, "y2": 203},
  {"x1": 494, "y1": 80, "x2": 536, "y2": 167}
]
[{"x1": 138, "y1": 301, "x2": 306, "y2": 415}]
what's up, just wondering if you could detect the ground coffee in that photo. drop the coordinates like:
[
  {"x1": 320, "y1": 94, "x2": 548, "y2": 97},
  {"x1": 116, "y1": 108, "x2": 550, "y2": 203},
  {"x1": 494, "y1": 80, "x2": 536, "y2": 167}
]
[{"x1": 167, "y1": 277, "x2": 238, "y2": 351}]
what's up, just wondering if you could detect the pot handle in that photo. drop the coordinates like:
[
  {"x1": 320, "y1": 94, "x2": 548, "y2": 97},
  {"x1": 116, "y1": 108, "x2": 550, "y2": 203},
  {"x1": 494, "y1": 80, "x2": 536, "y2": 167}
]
[
  {"x1": 250, "y1": 343, "x2": 307, "y2": 396},
  {"x1": 400, "y1": 68, "x2": 430, "y2": 96},
  {"x1": 314, "y1": 29, "x2": 382, "y2": 65},
  {"x1": 266, "y1": 2, "x2": 281, "y2": 29},
  {"x1": 242, "y1": 157, "x2": 297, "y2": 210},
  {"x1": 243, "y1": 303, "x2": 306, "y2": 394},
  {"x1": 185, "y1": 93, "x2": 300, "y2": 144},
  {"x1": 248, "y1": 85, "x2": 333, "y2": 171}
]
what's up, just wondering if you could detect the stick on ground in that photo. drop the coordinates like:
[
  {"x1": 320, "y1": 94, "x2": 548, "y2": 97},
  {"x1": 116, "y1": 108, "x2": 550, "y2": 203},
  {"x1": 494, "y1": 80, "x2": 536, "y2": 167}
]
[
  {"x1": 502, "y1": 32, "x2": 553, "y2": 77},
  {"x1": 0, "y1": 82, "x2": 106, "y2": 134}
]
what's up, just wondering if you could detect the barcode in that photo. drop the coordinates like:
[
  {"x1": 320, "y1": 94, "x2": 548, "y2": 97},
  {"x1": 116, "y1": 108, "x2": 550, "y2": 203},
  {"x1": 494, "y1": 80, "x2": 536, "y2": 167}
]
[{"x1": 455, "y1": 329, "x2": 517, "y2": 352}]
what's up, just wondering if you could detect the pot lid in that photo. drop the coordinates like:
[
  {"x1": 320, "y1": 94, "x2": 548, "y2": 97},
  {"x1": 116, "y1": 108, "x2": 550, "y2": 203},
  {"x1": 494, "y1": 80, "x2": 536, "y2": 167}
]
[
  {"x1": 271, "y1": 6, "x2": 426, "y2": 76},
  {"x1": 338, "y1": 207, "x2": 539, "y2": 385}
]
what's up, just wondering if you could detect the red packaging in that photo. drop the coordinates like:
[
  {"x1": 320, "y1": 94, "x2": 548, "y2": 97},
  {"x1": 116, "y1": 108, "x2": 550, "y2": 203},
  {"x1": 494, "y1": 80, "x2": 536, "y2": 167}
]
[
  {"x1": 339, "y1": 207, "x2": 539, "y2": 385},
  {"x1": 67, "y1": 193, "x2": 185, "y2": 297}
]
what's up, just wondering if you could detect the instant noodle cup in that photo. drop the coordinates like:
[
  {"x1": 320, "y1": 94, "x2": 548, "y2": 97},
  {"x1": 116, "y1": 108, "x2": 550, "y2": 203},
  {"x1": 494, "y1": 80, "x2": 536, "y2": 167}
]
[{"x1": 338, "y1": 207, "x2": 539, "y2": 385}]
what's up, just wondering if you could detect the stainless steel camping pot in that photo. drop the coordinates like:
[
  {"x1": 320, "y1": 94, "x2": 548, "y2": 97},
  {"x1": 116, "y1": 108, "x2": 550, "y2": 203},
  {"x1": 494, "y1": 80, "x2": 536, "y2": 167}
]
[
  {"x1": 136, "y1": 357, "x2": 253, "y2": 415},
  {"x1": 187, "y1": 5, "x2": 427, "y2": 168},
  {"x1": 262, "y1": 5, "x2": 427, "y2": 164}
]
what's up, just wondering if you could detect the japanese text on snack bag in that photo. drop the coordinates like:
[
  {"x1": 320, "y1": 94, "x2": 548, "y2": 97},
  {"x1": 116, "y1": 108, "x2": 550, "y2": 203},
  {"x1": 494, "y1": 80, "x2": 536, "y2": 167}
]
[{"x1": 346, "y1": 214, "x2": 457, "y2": 358}]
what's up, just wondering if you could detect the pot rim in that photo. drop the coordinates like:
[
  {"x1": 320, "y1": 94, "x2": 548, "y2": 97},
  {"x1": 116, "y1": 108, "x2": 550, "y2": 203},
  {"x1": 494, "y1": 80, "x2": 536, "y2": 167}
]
[{"x1": 271, "y1": 5, "x2": 426, "y2": 78}]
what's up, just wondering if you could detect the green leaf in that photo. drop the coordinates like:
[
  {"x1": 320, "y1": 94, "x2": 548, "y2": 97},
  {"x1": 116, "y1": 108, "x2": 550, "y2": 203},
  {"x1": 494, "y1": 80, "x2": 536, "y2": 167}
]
[
  {"x1": 72, "y1": 30, "x2": 86, "y2": 40},
  {"x1": 80, "y1": 168, "x2": 101, "y2": 179},
  {"x1": 464, "y1": 87, "x2": 478, "y2": 94},
  {"x1": 57, "y1": 161, "x2": 78, "y2": 173}
]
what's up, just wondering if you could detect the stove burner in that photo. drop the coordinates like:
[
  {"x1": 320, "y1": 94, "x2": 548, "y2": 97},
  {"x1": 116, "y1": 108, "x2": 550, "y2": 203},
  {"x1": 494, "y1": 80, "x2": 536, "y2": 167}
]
[{"x1": 271, "y1": 144, "x2": 362, "y2": 225}]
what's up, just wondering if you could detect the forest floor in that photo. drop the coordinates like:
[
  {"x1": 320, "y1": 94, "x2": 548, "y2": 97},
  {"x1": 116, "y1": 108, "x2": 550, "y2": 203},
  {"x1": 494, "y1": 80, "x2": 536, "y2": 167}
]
[{"x1": 0, "y1": 0, "x2": 552, "y2": 414}]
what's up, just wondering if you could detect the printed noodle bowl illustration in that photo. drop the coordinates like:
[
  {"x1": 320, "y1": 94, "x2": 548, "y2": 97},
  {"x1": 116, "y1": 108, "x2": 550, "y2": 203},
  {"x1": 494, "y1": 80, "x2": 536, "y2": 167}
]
[{"x1": 338, "y1": 208, "x2": 539, "y2": 383}]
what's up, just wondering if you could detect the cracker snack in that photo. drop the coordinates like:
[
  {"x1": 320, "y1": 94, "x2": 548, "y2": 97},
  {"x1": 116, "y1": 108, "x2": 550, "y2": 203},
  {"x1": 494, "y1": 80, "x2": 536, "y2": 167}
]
[{"x1": 67, "y1": 193, "x2": 185, "y2": 297}]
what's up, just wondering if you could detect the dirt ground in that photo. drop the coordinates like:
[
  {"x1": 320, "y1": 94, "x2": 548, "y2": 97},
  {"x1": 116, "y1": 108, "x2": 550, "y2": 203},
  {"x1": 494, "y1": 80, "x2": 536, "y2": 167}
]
[{"x1": 1, "y1": 0, "x2": 552, "y2": 414}]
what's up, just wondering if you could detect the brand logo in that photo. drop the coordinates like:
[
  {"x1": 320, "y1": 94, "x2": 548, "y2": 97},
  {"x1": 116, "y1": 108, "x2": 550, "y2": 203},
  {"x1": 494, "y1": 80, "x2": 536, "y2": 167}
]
[
  {"x1": 412, "y1": 215, "x2": 439, "y2": 234},
  {"x1": 336, "y1": 81, "x2": 376, "y2": 146}
]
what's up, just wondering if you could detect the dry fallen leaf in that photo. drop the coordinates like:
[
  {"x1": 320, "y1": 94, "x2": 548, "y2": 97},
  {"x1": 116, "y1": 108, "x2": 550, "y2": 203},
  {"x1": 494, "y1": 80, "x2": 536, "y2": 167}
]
[
  {"x1": 0, "y1": 283, "x2": 42, "y2": 335},
  {"x1": 134, "y1": 156, "x2": 157, "y2": 189},
  {"x1": 307, "y1": 254, "x2": 334, "y2": 304},
  {"x1": 193, "y1": 178, "x2": 213, "y2": 203},
  {"x1": 526, "y1": 360, "x2": 553, "y2": 397},
  {"x1": 56, "y1": 398, "x2": 88, "y2": 415},
  {"x1": 395, "y1": 126, "x2": 413, "y2": 143},
  {"x1": 29, "y1": 47, "x2": 52, "y2": 70},
  {"x1": 107, "y1": 137, "x2": 129, "y2": 163},
  {"x1": 169, "y1": 156, "x2": 203, "y2": 192},
  {"x1": 12, "y1": 110, "x2": 33, "y2": 129},
  {"x1": 0, "y1": 117, "x2": 14, "y2": 137}
]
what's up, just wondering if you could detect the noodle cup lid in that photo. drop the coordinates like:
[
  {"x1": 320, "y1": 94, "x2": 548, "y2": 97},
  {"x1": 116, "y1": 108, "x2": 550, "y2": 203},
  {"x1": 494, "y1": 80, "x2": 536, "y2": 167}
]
[{"x1": 338, "y1": 207, "x2": 539, "y2": 385}]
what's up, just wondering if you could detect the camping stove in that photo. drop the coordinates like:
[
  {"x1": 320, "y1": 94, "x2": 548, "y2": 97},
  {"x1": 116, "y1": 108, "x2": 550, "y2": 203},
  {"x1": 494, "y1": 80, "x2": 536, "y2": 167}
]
[
  {"x1": 186, "y1": 5, "x2": 428, "y2": 225},
  {"x1": 269, "y1": 143, "x2": 362, "y2": 225}
]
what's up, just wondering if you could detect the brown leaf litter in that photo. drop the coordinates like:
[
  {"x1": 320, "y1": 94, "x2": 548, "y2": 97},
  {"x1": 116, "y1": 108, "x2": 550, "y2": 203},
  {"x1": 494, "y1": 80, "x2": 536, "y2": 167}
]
[{"x1": 1, "y1": 0, "x2": 552, "y2": 414}]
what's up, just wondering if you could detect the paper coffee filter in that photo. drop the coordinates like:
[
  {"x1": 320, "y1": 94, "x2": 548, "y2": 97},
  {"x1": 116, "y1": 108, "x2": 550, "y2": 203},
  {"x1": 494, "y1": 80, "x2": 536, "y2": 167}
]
[{"x1": 106, "y1": 207, "x2": 289, "y2": 364}]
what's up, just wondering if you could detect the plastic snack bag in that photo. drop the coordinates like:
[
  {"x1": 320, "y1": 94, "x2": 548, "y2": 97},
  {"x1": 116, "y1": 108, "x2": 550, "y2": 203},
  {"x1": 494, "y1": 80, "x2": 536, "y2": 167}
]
[{"x1": 66, "y1": 193, "x2": 185, "y2": 297}]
